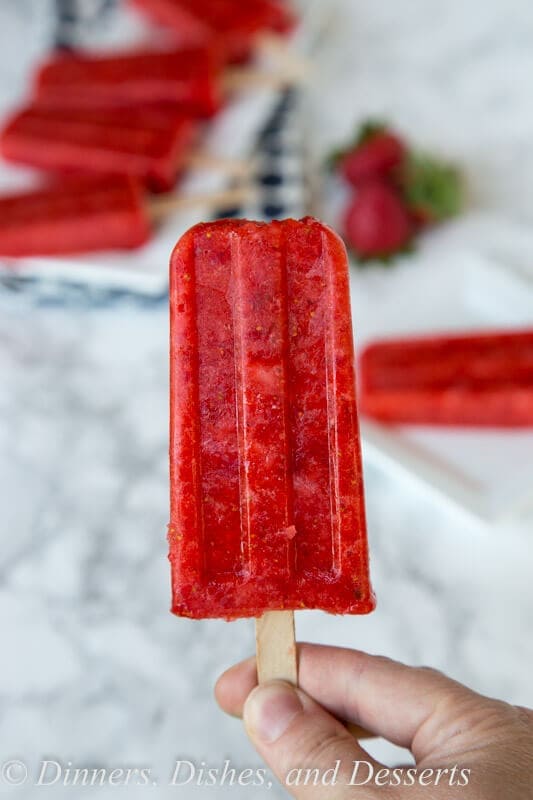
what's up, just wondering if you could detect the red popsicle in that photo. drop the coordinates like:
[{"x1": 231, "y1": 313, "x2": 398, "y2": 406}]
[
  {"x1": 1, "y1": 104, "x2": 197, "y2": 192},
  {"x1": 33, "y1": 47, "x2": 223, "y2": 117},
  {"x1": 359, "y1": 329, "x2": 533, "y2": 427},
  {"x1": 0, "y1": 176, "x2": 151, "y2": 256},
  {"x1": 169, "y1": 218, "x2": 374, "y2": 619},
  {"x1": 0, "y1": 179, "x2": 254, "y2": 258},
  {"x1": 130, "y1": 0, "x2": 296, "y2": 63}
]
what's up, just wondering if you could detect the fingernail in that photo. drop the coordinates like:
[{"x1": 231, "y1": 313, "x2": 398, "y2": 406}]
[{"x1": 244, "y1": 681, "x2": 303, "y2": 743}]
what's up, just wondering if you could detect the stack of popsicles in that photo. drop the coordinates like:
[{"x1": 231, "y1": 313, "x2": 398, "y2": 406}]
[{"x1": 0, "y1": 0, "x2": 297, "y2": 257}]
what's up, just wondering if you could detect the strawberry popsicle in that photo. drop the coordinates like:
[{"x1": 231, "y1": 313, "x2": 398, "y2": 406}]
[
  {"x1": 359, "y1": 329, "x2": 533, "y2": 427},
  {"x1": 33, "y1": 47, "x2": 223, "y2": 117},
  {"x1": 0, "y1": 178, "x2": 254, "y2": 258},
  {"x1": 1, "y1": 104, "x2": 197, "y2": 192},
  {"x1": 130, "y1": 0, "x2": 296, "y2": 63},
  {"x1": 0, "y1": 177, "x2": 151, "y2": 257},
  {"x1": 169, "y1": 218, "x2": 374, "y2": 619}
]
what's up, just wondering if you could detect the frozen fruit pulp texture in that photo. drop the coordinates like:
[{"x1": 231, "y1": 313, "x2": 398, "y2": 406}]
[{"x1": 169, "y1": 218, "x2": 374, "y2": 619}]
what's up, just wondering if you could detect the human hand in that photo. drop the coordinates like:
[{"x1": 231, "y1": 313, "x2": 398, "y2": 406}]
[{"x1": 216, "y1": 644, "x2": 533, "y2": 798}]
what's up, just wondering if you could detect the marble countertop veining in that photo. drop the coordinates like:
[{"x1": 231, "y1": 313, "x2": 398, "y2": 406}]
[{"x1": 1, "y1": 1, "x2": 533, "y2": 798}]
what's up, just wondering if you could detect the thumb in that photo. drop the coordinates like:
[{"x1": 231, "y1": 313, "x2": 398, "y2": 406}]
[{"x1": 243, "y1": 680, "x2": 382, "y2": 799}]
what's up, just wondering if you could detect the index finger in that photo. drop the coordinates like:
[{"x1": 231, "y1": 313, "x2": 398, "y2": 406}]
[{"x1": 215, "y1": 643, "x2": 484, "y2": 760}]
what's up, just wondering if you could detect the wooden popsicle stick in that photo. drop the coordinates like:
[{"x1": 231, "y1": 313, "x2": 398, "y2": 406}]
[
  {"x1": 223, "y1": 31, "x2": 310, "y2": 94},
  {"x1": 147, "y1": 184, "x2": 255, "y2": 223},
  {"x1": 222, "y1": 63, "x2": 307, "y2": 94},
  {"x1": 185, "y1": 152, "x2": 254, "y2": 178},
  {"x1": 345, "y1": 722, "x2": 375, "y2": 740},
  {"x1": 255, "y1": 33, "x2": 311, "y2": 82},
  {"x1": 255, "y1": 610, "x2": 298, "y2": 685},
  {"x1": 255, "y1": 610, "x2": 375, "y2": 740},
  {"x1": 223, "y1": 69, "x2": 292, "y2": 93}
]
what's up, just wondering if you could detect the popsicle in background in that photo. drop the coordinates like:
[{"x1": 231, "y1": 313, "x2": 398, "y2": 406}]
[
  {"x1": 359, "y1": 330, "x2": 533, "y2": 427},
  {"x1": 32, "y1": 46, "x2": 223, "y2": 117},
  {"x1": 169, "y1": 216, "x2": 373, "y2": 634},
  {"x1": 130, "y1": 0, "x2": 296, "y2": 63},
  {"x1": 0, "y1": 105, "x2": 198, "y2": 193},
  {"x1": 0, "y1": 178, "x2": 253, "y2": 257},
  {"x1": 0, "y1": 177, "x2": 151, "y2": 256},
  {"x1": 31, "y1": 37, "x2": 304, "y2": 119}
]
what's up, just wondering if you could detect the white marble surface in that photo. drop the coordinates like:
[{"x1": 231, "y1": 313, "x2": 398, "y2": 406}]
[{"x1": 1, "y1": 1, "x2": 533, "y2": 798}]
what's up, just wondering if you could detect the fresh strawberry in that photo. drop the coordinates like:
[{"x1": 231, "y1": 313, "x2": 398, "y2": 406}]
[
  {"x1": 339, "y1": 131, "x2": 406, "y2": 186},
  {"x1": 343, "y1": 182, "x2": 413, "y2": 260},
  {"x1": 331, "y1": 119, "x2": 463, "y2": 262},
  {"x1": 329, "y1": 120, "x2": 407, "y2": 186}
]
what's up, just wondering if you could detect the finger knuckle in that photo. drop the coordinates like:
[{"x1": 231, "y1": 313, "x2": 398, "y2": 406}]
[{"x1": 301, "y1": 730, "x2": 352, "y2": 769}]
